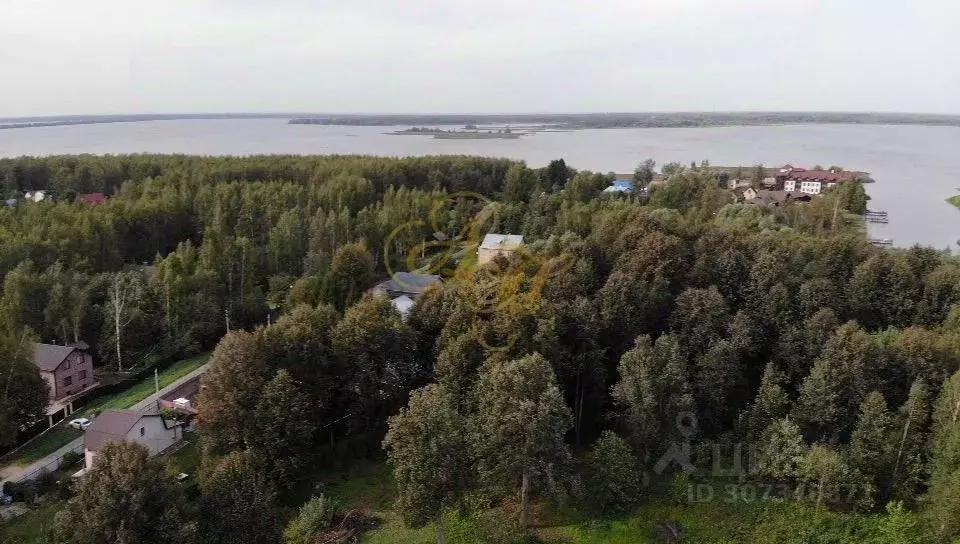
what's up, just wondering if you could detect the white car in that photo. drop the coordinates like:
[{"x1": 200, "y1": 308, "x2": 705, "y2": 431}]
[{"x1": 68, "y1": 417, "x2": 91, "y2": 430}]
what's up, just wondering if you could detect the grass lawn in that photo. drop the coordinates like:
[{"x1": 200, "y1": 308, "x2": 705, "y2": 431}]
[
  {"x1": 317, "y1": 464, "x2": 925, "y2": 544},
  {"x1": 2, "y1": 354, "x2": 209, "y2": 470},
  {"x1": 4, "y1": 427, "x2": 83, "y2": 467},
  {"x1": 0, "y1": 499, "x2": 64, "y2": 544},
  {"x1": 164, "y1": 432, "x2": 201, "y2": 477},
  {"x1": 81, "y1": 353, "x2": 210, "y2": 414},
  {"x1": 948, "y1": 195, "x2": 960, "y2": 209}
]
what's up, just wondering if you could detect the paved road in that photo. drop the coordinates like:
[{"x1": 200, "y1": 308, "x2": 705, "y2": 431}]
[{"x1": 1, "y1": 362, "x2": 210, "y2": 484}]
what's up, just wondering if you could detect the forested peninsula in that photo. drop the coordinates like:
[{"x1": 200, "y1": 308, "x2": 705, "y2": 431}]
[{"x1": 0, "y1": 155, "x2": 958, "y2": 544}]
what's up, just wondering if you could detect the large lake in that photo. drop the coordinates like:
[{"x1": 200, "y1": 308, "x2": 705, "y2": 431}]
[{"x1": 0, "y1": 119, "x2": 958, "y2": 250}]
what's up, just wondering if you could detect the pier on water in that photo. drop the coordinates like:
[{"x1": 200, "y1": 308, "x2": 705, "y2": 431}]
[
  {"x1": 869, "y1": 237, "x2": 894, "y2": 246},
  {"x1": 864, "y1": 210, "x2": 889, "y2": 224}
]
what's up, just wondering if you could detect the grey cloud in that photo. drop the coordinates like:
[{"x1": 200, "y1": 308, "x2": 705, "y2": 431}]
[{"x1": 0, "y1": 0, "x2": 957, "y2": 116}]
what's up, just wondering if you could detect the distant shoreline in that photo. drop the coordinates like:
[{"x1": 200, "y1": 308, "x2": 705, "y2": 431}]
[{"x1": 2, "y1": 112, "x2": 960, "y2": 131}]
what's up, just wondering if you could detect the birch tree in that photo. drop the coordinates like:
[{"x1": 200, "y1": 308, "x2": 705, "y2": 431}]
[{"x1": 106, "y1": 271, "x2": 142, "y2": 371}]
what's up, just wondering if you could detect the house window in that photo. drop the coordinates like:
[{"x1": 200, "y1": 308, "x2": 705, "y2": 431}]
[
  {"x1": 78, "y1": 370, "x2": 87, "y2": 380},
  {"x1": 140, "y1": 427, "x2": 145, "y2": 437},
  {"x1": 63, "y1": 376, "x2": 72, "y2": 386},
  {"x1": 63, "y1": 360, "x2": 71, "y2": 370}
]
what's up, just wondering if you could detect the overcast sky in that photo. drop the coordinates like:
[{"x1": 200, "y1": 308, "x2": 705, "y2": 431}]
[{"x1": 1, "y1": 0, "x2": 958, "y2": 117}]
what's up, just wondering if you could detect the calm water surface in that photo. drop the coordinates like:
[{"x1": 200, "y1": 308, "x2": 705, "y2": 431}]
[{"x1": 0, "y1": 120, "x2": 957, "y2": 249}]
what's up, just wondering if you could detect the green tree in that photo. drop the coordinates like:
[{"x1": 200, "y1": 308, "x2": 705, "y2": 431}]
[
  {"x1": 694, "y1": 339, "x2": 744, "y2": 435},
  {"x1": 197, "y1": 331, "x2": 270, "y2": 453},
  {"x1": 831, "y1": 180, "x2": 868, "y2": 214},
  {"x1": 925, "y1": 369, "x2": 960, "y2": 539},
  {"x1": 199, "y1": 450, "x2": 280, "y2": 544},
  {"x1": 750, "y1": 164, "x2": 766, "y2": 188},
  {"x1": 327, "y1": 242, "x2": 375, "y2": 309},
  {"x1": 633, "y1": 159, "x2": 656, "y2": 187},
  {"x1": 55, "y1": 442, "x2": 192, "y2": 544},
  {"x1": 383, "y1": 383, "x2": 470, "y2": 544},
  {"x1": 502, "y1": 163, "x2": 536, "y2": 203},
  {"x1": 745, "y1": 362, "x2": 790, "y2": 440},
  {"x1": 889, "y1": 379, "x2": 931, "y2": 506},
  {"x1": 472, "y1": 353, "x2": 572, "y2": 529},
  {"x1": 669, "y1": 286, "x2": 729, "y2": 357},
  {"x1": 0, "y1": 327, "x2": 48, "y2": 446},
  {"x1": 794, "y1": 355, "x2": 843, "y2": 442},
  {"x1": 283, "y1": 495, "x2": 338, "y2": 544},
  {"x1": 331, "y1": 294, "x2": 421, "y2": 433},
  {"x1": 797, "y1": 444, "x2": 871, "y2": 510},
  {"x1": 756, "y1": 417, "x2": 806, "y2": 480},
  {"x1": 582, "y1": 431, "x2": 642, "y2": 514},
  {"x1": 794, "y1": 321, "x2": 880, "y2": 440},
  {"x1": 246, "y1": 369, "x2": 316, "y2": 491},
  {"x1": 660, "y1": 162, "x2": 685, "y2": 177},
  {"x1": 848, "y1": 391, "x2": 895, "y2": 508},
  {"x1": 612, "y1": 334, "x2": 694, "y2": 454}
]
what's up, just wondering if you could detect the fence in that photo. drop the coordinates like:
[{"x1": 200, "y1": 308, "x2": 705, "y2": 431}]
[{"x1": 10, "y1": 443, "x2": 84, "y2": 484}]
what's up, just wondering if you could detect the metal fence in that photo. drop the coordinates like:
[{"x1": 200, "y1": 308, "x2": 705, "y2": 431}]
[{"x1": 10, "y1": 444, "x2": 84, "y2": 484}]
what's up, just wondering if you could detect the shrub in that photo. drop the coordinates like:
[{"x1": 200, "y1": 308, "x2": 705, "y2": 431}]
[
  {"x1": 283, "y1": 494, "x2": 338, "y2": 544},
  {"x1": 61, "y1": 450, "x2": 83, "y2": 469}
]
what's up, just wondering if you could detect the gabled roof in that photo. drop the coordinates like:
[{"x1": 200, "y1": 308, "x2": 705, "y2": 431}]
[
  {"x1": 33, "y1": 343, "x2": 80, "y2": 372},
  {"x1": 480, "y1": 234, "x2": 524, "y2": 250},
  {"x1": 375, "y1": 272, "x2": 442, "y2": 297},
  {"x1": 83, "y1": 409, "x2": 144, "y2": 452},
  {"x1": 390, "y1": 272, "x2": 442, "y2": 292}
]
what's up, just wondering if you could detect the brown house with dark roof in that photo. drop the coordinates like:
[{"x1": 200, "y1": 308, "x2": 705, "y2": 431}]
[{"x1": 34, "y1": 342, "x2": 96, "y2": 402}]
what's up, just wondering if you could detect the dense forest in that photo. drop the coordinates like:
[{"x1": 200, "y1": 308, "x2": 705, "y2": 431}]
[{"x1": 1, "y1": 154, "x2": 959, "y2": 543}]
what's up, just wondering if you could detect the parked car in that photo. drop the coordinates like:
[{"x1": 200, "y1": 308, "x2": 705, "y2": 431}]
[{"x1": 68, "y1": 417, "x2": 91, "y2": 430}]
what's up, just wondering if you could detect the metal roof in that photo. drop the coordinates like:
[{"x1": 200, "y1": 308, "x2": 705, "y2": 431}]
[
  {"x1": 33, "y1": 343, "x2": 79, "y2": 372},
  {"x1": 479, "y1": 234, "x2": 524, "y2": 250},
  {"x1": 83, "y1": 410, "x2": 144, "y2": 452}
]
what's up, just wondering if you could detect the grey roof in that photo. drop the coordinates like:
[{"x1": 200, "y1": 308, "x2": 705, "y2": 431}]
[
  {"x1": 377, "y1": 272, "x2": 442, "y2": 297},
  {"x1": 84, "y1": 409, "x2": 144, "y2": 452},
  {"x1": 479, "y1": 234, "x2": 524, "y2": 250},
  {"x1": 33, "y1": 343, "x2": 79, "y2": 373}
]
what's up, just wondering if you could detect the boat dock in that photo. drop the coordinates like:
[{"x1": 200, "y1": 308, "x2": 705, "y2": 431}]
[
  {"x1": 869, "y1": 237, "x2": 894, "y2": 246},
  {"x1": 864, "y1": 210, "x2": 889, "y2": 224}
]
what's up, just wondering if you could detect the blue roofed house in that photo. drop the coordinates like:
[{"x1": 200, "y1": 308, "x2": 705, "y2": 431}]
[{"x1": 603, "y1": 177, "x2": 635, "y2": 195}]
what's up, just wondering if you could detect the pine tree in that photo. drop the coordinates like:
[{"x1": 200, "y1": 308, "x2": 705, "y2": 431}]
[
  {"x1": 756, "y1": 417, "x2": 806, "y2": 480},
  {"x1": 582, "y1": 431, "x2": 642, "y2": 514},
  {"x1": 745, "y1": 362, "x2": 790, "y2": 440}
]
